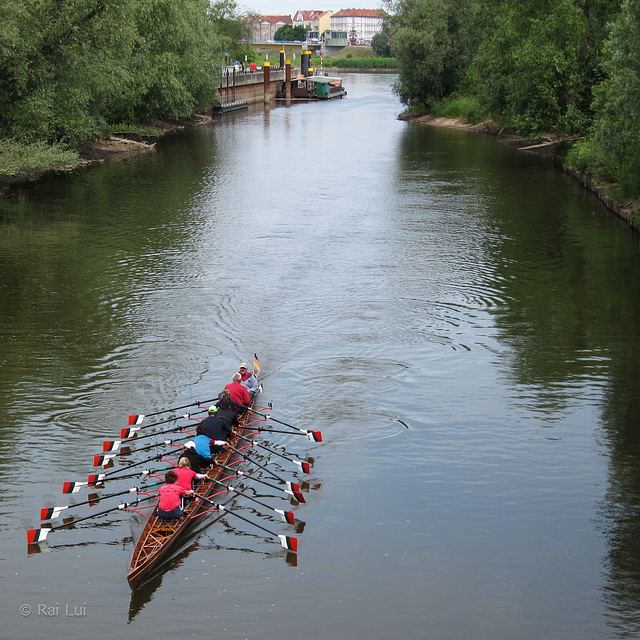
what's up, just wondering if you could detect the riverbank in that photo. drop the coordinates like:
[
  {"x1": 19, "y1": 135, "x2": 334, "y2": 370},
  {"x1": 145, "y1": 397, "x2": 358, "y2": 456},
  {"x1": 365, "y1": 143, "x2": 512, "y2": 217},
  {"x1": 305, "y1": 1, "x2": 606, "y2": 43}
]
[
  {"x1": 0, "y1": 115, "x2": 212, "y2": 196},
  {"x1": 399, "y1": 112, "x2": 639, "y2": 231}
]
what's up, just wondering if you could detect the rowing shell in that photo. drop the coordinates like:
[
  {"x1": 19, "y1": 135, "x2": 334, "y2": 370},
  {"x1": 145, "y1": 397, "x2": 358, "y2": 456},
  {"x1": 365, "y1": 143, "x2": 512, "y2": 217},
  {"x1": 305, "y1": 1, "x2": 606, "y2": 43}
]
[{"x1": 127, "y1": 394, "x2": 258, "y2": 590}]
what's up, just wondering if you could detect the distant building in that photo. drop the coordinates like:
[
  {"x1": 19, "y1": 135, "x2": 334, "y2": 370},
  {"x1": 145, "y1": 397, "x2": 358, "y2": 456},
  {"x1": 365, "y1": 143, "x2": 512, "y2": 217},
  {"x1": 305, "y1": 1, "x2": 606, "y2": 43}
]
[
  {"x1": 249, "y1": 15, "x2": 293, "y2": 42},
  {"x1": 292, "y1": 10, "x2": 333, "y2": 35},
  {"x1": 330, "y1": 8, "x2": 385, "y2": 46}
]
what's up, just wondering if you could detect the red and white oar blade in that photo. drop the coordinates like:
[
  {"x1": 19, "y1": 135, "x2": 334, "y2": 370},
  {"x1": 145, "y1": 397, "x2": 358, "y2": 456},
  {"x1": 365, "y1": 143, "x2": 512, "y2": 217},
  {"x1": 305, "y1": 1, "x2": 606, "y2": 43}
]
[
  {"x1": 27, "y1": 528, "x2": 50, "y2": 544},
  {"x1": 275, "y1": 509, "x2": 296, "y2": 525},
  {"x1": 87, "y1": 474, "x2": 106, "y2": 486},
  {"x1": 103, "y1": 440, "x2": 121, "y2": 452},
  {"x1": 278, "y1": 534, "x2": 298, "y2": 552},
  {"x1": 128, "y1": 414, "x2": 145, "y2": 425},
  {"x1": 295, "y1": 460, "x2": 311, "y2": 474},
  {"x1": 63, "y1": 481, "x2": 86, "y2": 494},
  {"x1": 285, "y1": 488, "x2": 306, "y2": 503},
  {"x1": 93, "y1": 454, "x2": 116, "y2": 467},
  {"x1": 306, "y1": 430, "x2": 322, "y2": 442},
  {"x1": 121, "y1": 427, "x2": 140, "y2": 439},
  {"x1": 41, "y1": 506, "x2": 68, "y2": 521}
]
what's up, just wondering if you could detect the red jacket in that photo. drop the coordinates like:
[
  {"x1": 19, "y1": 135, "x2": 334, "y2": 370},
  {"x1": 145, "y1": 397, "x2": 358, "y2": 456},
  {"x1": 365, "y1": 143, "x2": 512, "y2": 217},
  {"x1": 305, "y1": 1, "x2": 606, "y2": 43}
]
[{"x1": 225, "y1": 381, "x2": 250, "y2": 407}]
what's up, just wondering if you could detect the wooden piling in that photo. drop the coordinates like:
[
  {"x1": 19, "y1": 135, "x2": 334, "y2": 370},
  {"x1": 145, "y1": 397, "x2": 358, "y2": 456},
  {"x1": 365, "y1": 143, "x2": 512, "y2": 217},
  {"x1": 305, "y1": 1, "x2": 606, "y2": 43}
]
[{"x1": 263, "y1": 62, "x2": 271, "y2": 104}]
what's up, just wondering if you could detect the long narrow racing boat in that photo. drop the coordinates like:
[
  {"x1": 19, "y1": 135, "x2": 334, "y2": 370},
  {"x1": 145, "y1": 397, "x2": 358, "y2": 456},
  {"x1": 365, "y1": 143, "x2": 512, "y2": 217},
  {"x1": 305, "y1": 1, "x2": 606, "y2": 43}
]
[
  {"x1": 127, "y1": 372, "x2": 262, "y2": 590},
  {"x1": 27, "y1": 355, "x2": 311, "y2": 589}
]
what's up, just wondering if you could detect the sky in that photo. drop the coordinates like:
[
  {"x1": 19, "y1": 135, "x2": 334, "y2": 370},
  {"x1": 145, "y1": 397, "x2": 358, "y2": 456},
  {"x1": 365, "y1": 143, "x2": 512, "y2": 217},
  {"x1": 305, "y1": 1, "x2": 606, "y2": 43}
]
[{"x1": 237, "y1": 1, "x2": 385, "y2": 19}]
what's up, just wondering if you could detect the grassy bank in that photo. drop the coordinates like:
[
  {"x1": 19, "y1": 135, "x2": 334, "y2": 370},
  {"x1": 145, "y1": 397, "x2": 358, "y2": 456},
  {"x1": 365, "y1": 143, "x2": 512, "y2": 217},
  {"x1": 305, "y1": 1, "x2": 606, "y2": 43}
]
[{"x1": 0, "y1": 139, "x2": 81, "y2": 189}]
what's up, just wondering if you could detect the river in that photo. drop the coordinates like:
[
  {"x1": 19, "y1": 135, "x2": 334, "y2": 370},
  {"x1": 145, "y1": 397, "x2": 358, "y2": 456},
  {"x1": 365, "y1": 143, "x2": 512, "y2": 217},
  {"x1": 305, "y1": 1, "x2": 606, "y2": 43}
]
[{"x1": 2, "y1": 72, "x2": 640, "y2": 639}]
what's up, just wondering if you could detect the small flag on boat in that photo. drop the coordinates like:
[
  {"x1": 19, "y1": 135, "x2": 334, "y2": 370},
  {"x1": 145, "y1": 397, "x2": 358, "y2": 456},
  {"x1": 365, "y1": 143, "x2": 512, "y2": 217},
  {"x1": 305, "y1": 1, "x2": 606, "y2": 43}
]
[
  {"x1": 62, "y1": 481, "x2": 85, "y2": 494},
  {"x1": 128, "y1": 414, "x2": 145, "y2": 425},
  {"x1": 253, "y1": 354, "x2": 260, "y2": 373},
  {"x1": 278, "y1": 534, "x2": 298, "y2": 552},
  {"x1": 27, "y1": 528, "x2": 50, "y2": 544}
]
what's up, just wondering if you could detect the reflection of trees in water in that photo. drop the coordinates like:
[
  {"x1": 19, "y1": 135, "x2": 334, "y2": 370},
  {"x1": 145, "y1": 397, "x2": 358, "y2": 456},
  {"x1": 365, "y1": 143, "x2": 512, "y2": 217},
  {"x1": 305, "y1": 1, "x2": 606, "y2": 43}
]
[
  {"x1": 398, "y1": 123, "x2": 640, "y2": 633},
  {"x1": 599, "y1": 372, "x2": 640, "y2": 636}
]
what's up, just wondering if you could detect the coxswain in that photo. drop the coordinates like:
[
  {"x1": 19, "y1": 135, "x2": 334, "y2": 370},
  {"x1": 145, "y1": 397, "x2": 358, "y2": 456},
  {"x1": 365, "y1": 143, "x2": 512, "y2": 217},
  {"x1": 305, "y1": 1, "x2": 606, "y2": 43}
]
[{"x1": 232, "y1": 362, "x2": 259, "y2": 398}]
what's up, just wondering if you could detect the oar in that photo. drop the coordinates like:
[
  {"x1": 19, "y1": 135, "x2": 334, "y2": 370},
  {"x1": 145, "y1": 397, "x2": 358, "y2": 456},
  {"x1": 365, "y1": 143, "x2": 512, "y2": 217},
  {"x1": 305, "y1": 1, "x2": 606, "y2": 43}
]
[
  {"x1": 243, "y1": 407, "x2": 322, "y2": 442},
  {"x1": 121, "y1": 409, "x2": 206, "y2": 438},
  {"x1": 239, "y1": 424, "x2": 322, "y2": 443},
  {"x1": 27, "y1": 495, "x2": 157, "y2": 544},
  {"x1": 209, "y1": 478, "x2": 295, "y2": 524},
  {"x1": 226, "y1": 443, "x2": 298, "y2": 484},
  {"x1": 110, "y1": 416, "x2": 202, "y2": 450},
  {"x1": 194, "y1": 494, "x2": 297, "y2": 552},
  {"x1": 42, "y1": 481, "x2": 163, "y2": 520},
  {"x1": 128, "y1": 398, "x2": 219, "y2": 426},
  {"x1": 63, "y1": 453, "x2": 166, "y2": 493},
  {"x1": 101, "y1": 432, "x2": 192, "y2": 457},
  {"x1": 213, "y1": 461, "x2": 305, "y2": 503},
  {"x1": 93, "y1": 435, "x2": 192, "y2": 467},
  {"x1": 236, "y1": 433, "x2": 311, "y2": 473},
  {"x1": 85, "y1": 465, "x2": 175, "y2": 487}
]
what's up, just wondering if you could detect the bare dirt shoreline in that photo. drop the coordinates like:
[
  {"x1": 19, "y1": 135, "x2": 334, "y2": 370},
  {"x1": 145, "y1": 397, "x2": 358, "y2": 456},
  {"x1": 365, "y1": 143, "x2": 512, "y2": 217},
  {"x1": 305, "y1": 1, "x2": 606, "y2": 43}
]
[{"x1": 399, "y1": 112, "x2": 639, "y2": 230}]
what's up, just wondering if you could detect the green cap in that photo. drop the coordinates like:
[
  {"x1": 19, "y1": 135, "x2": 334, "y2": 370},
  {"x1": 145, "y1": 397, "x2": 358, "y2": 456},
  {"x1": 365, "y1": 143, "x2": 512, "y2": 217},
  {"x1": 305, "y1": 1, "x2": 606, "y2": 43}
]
[{"x1": 208, "y1": 405, "x2": 218, "y2": 413}]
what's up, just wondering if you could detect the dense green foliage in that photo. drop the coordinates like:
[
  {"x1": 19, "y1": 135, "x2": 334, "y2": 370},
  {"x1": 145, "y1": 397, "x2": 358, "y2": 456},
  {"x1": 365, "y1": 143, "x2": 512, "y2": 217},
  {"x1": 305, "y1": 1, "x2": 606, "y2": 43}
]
[
  {"x1": 385, "y1": 0, "x2": 640, "y2": 198},
  {"x1": 325, "y1": 57, "x2": 398, "y2": 69},
  {"x1": 210, "y1": 0, "x2": 256, "y2": 65},
  {"x1": 384, "y1": 0, "x2": 488, "y2": 107},
  {"x1": 273, "y1": 25, "x2": 307, "y2": 41},
  {"x1": 0, "y1": 0, "x2": 227, "y2": 146},
  {"x1": 371, "y1": 32, "x2": 393, "y2": 57}
]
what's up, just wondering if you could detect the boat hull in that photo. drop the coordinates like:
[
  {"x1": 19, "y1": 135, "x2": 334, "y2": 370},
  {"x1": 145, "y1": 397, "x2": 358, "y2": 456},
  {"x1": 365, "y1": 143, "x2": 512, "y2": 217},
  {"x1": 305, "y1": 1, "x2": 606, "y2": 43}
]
[{"x1": 127, "y1": 402, "x2": 256, "y2": 590}]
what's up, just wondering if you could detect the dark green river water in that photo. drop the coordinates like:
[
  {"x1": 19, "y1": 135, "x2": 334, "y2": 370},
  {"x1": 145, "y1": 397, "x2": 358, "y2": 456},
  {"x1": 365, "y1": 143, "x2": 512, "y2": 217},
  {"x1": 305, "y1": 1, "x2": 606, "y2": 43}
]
[{"x1": 2, "y1": 73, "x2": 640, "y2": 639}]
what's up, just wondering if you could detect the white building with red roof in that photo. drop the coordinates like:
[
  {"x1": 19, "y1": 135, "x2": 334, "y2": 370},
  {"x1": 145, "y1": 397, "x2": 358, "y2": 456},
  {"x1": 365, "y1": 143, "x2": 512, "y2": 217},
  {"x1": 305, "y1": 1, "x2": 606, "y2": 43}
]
[{"x1": 330, "y1": 8, "x2": 385, "y2": 46}]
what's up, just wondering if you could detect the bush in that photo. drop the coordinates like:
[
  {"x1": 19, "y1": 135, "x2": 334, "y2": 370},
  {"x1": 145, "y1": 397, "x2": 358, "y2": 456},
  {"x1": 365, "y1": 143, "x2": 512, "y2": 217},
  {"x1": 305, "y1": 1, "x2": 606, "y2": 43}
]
[
  {"x1": 565, "y1": 139, "x2": 616, "y2": 181},
  {"x1": 324, "y1": 57, "x2": 397, "y2": 69},
  {"x1": 431, "y1": 95, "x2": 487, "y2": 123}
]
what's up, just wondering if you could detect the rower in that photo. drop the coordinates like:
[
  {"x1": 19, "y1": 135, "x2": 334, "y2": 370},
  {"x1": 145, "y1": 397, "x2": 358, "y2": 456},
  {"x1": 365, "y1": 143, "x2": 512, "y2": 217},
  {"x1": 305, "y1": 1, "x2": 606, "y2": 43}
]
[
  {"x1": 215, "y1": 389, "x2": 238, "y2": 429},
  {"x1": 157, "y1": 470, "x2": 193, "y2": 520},
  {"x1": 200, "y1": 405, "x2": 233, "y2": 445},
  {"x1": 175, "y1": 457, "x2": 207, "y2": 491},
  {"x1": 193, "y1": 423, "x2": 224, "y2": 468},
  {"x1": 178, "y1": 441, "x2": 202, "y2": 473},
  {"x1": 225, "y1": 373, "x2": 250, "y2": 411},
  {"x1": 232, "y1": 362, "x2": 259, "y2": 398}
]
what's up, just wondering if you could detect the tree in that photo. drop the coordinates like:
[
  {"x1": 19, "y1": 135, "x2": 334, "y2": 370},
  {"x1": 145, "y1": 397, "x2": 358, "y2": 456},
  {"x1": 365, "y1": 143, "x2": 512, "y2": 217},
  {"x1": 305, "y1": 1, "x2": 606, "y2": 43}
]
[
  {"x1": 371, "y1": 32, "x2": 392, "y2": 57},
  {"x1": 384, "y1": 0, "x2": 487, "y2": 107},
  {"x1": 471, "y1": 0, "x2": 620, "y2": 134},
  {"x1": 590, "y1": 0, "x2": 640, "y2": 197},
  {"x1": 0, "y1": 0, "x2": 225, "y2": 144},
  {"x1": 273, "y1": 24, "x2": 307, "y2": 41}
]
